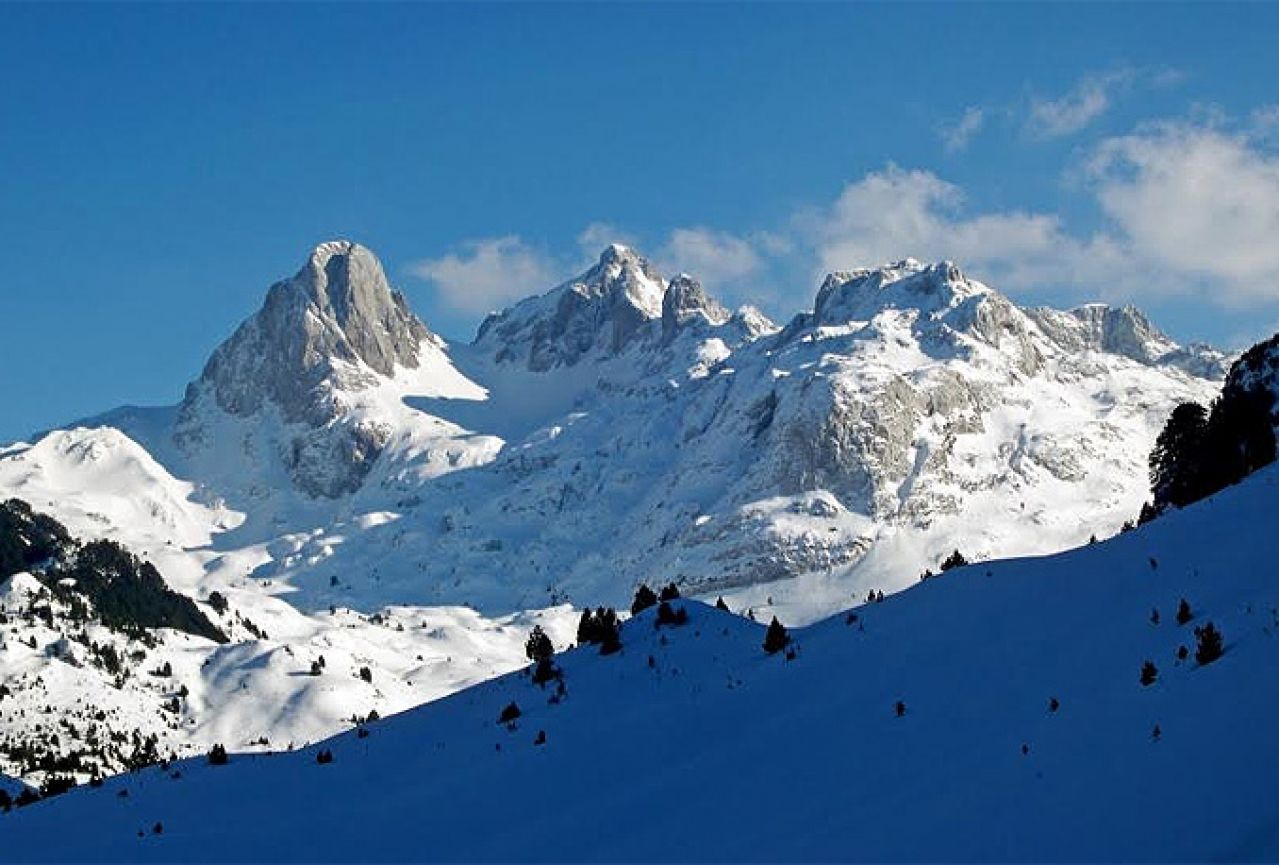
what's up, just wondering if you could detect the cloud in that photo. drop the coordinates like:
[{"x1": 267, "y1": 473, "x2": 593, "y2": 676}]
[
  {"x1": 1026, "y1": 71, "x2": 1133, "y2": 139},
  {"x1": 408, "y1": 236, "x2": 558, "y2": 315},
  {"x1": 658, "y1": 228, "x2": 764, "y2": 288},
  {"x1": 800, "y1": 165, "x2": 1121, "y2": 296},
  {"x1": 1087, "y1": 121, "x2": 1279, "y2": 302},
  {"x1": 800, "y1": 117, "x2": 1279, "y2": 309},
  {"x1": 940, "y1": 107, "x2": 986, "y2": 153}
]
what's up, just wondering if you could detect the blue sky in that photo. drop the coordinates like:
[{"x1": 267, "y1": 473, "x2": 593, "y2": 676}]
[{"x1": 4, "y1": 3, "x2": 1279, "y2": 443}]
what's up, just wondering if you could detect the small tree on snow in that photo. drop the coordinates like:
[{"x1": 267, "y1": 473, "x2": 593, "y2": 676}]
[
  {"x1": 525, "y1": 625, "x2": 554, "y2": 664},
  {"x1": 497, "y1": 701, "x2": 521, "y2": 724},
  {"x1": 1176, "y1": 599, "x2": 1193, "y2": 626},
  {"x1": 1140, "y1": 660, "x2": 1158, "y2": 686},
  {"x1": 630, "y1": 584, "x2": 658, "y2": 616},
  {"x1": 939, "y1": 550, "x2": 969, "y2": 571},
  {"x1": 763, "y1": 617, "x2": 789, "y2": 655},
  {"x1": 1194, "y1": 622, "x2": 1224, "y2": 666}
]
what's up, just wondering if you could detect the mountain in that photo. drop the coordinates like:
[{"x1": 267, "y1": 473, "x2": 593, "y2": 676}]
[
  {"x1": 0, "y1": 241, "x2": 1227, "y2": 787},
  {"x1": 5, "y1": 458, "x2": 1279, "y2": 861}
]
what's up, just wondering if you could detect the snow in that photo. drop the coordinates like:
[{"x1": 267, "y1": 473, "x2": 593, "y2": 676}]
[{"x1": 5, "y1": 464, "x2": 1279, "y2": 860}]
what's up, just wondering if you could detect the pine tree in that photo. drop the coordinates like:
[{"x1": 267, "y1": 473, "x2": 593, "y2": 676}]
[
  {"x1": 658, "y1": 582, "x2": 680, "y2": 602},
  {"x1": 630, "y1": 584, "x2": 658, "y2": 615},
  {"x1": 763, "y1": 617, "x2": 789, "y2": 654},
  {"x1": 1194, "y1": 621, "x2": 1224, "y2": 666},
  {"x1": 1149, "y1": 401, "x2": 1209, "y2": 510},
  {"x1": 208, "y1": 743, "x2": 229, "y2": 765},
  {"x1": 1176, "y1": 598, "x2": 1193, "y2": 626},
  {"x1": 939, "y1": 550, "x2": 968, "y2": 571},
  {"x1": 715, "y1": 596, "x2": 730, "y2": 612},
  {"x1": 576, "y1": 609, "x2": 595, "y2": 645},
  {"x1": 1140, "y1": 660, "x2": 1158, "y2": 686},
  {"x1": 524, "y1": 625, "x2": 554, "y2": 663},
  {"x1": 598, "y1": 608, "x2": 622, "y2": 655}
]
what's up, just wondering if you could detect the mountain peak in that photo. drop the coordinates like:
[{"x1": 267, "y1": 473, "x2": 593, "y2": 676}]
[
  {"x1": 475, "y1": 246, "x2": 669, "y2": 370},
  {"x1": 184, "y1": 241, "x2": 431, "y2": 424},
  {"x1": 813, "y1": 258, "x2": 984, "y2": 325}
]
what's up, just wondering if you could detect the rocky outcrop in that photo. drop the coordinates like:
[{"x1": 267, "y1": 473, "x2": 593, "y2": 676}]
[
  {"x1": 190, "y1": 241, "x2": 431, "y2": 425},
  {"x1": 174, "y1": 241, "x2": 435, "y2": 498},
  {"x1": 475, "y1": 244, "x2": 667, "y2": 370}
]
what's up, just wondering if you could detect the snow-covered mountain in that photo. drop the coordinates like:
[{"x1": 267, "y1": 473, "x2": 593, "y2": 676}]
[
  {"x1": 5, "y1": 457, "x2": 1279, "y2": 861},
  {"x1": 0, "y1": 240, "x2": 1228, "y2": 786}
]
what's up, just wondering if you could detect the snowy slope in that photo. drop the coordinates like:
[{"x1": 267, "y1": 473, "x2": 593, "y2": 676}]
[{"x1": 5, "y1": 463, "x2": 1279, "y2": 861}]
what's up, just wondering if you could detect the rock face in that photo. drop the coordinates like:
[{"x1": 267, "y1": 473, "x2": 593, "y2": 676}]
[
  {"x1": 475, "y1": 244, "x2": 667, "y2": 370},
  {"x1": 190, "y1": 241, "x2": 431, "y2": 425},
  {"x1": 174, "y1": 241, "x2": 435, "y2": 498}
]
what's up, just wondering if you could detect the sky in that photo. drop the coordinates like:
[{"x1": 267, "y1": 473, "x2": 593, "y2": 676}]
[{"x1": 4, "y1": 3, "x2": 1279, "y2": 443}]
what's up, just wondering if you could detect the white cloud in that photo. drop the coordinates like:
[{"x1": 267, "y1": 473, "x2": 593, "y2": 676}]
[
  {"x1": 658, "y1": 227, "x2": 764, "y2": 288},
  {"x1": 940, "y1": 107, "x2": 986, "y2": 153},
  {"x1": 408, "y1": 236, "x2": 557, "y2": 315},
  {"x1": 800, "y1": 120, "x2": 1279, "y2": 309},
  {"x1": 1026, "y1": 71, "x2": 1132, "y2": 139},
  {"x1": 1088, "y1": 121, "x2": 1279, "y2": 302},
  {"x1": 800, "y1": 165, "x2": 1115, "y2": 293}
]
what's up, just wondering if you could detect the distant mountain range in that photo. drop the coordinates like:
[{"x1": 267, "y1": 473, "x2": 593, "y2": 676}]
[{"x1": 0, "y1": 240, "x2": 1230, "y2": 785}]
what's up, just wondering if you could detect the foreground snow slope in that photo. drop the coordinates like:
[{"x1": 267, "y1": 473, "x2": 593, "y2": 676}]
[{"x1": 7, "y1": 464, "x2": 1279, "y2": 862}]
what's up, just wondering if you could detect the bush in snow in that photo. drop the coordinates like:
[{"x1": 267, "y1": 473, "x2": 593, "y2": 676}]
[
  {"x1": 316, "y1": 749, "x2": 333, "y2": 765},
  {"x1": 939, "y1": 550, "x2": 969, "y2": 571},
  {"x1": 358, "y1": 666, "x2": 373, "y2": 684},
  {"x1": 497, "y1": 702, "x2": 521, "y2": 724},
  {"x1": 1140, "y1": 661, "x2": 1159, "y2": 686},
  {"x1": 1195, "y1": 622, "x2": 1224, "y2": 666},
  {"x1": 630, "y1": 584, "x2": 658, "y2": 615},
  {"x1": 763, "y1": 617, "x2": 790, "y2": 654},
  {"x1": 1176, "y1": 599, "x2": 1193, "y2": 626}
]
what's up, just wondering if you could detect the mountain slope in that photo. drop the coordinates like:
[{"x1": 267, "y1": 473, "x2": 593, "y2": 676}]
[{"x1": 5, "y1": 461, "x2": 1278, "y2": 861}]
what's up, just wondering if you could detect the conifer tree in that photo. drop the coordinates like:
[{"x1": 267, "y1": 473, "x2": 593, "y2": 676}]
[
  {"x1": 630, "y1": 584, "x2": 658, "y2": 615},
  {"x1": 1195, "y1": 622, "x2": 1224, "y2": 666},
  {"x1": 524, "y1": 625, "x2": 554, "y2": 663},
  {"x1": 763, "y1": 617, "x2": 789, "y2": 654}
]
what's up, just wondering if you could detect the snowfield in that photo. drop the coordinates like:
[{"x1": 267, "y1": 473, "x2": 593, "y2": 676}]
[{"x1": 5, "y1": 463, "x2": 1279, "y2": 861}]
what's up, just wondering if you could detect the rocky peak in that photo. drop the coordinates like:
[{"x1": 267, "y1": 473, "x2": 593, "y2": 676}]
[
  {"x1": 475, "y1": 245, "x2": 668, "y2": 370},
  {"x1": 661, "y1": 274, "x2": 730, "y2": 340},
  {"x1": 189, "y1": 241, "x2": 431, "y2": 424},
  {"x1": 812, "y1": 259, "x2": 983, "y2": 326},
  {"x1": 1025, "y1": 303, "x2": 1228, "y2": 377}
]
